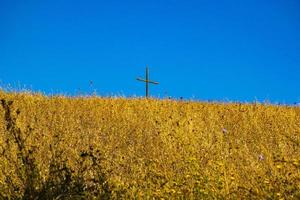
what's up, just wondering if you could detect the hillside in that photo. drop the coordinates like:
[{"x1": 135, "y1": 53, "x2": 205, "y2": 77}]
[{"x1": 0, "y1": 91, "x2": 299, "y2": 199}]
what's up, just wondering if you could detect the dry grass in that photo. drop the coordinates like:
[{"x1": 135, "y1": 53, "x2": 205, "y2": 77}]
[{"x1": 0, "y1": 90, "x2": 299, "y2": 199}]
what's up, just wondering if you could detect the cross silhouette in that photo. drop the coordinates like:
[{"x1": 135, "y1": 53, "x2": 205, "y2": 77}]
[{"x1": 136, "y1": 66, "x2": 159, "y2": 98}]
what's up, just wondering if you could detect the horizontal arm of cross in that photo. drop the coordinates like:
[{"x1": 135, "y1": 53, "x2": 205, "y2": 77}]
[{"x1": 136, "y1": 77, "x2": 159, "y2": 84}]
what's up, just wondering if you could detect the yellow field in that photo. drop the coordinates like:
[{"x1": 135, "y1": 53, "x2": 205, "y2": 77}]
[{"x1": 0, "y1": 90, "x2": 299, "y2": 199}]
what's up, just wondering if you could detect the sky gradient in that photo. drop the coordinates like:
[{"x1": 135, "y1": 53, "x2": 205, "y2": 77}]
[{"x1": 1, "y1": 0, "x2": 300, "y2": 103}]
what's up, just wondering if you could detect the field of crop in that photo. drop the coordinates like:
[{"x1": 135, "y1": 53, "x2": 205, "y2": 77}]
[{"x1": 0, "y1": 90, "x2": 299, "y2": 199}]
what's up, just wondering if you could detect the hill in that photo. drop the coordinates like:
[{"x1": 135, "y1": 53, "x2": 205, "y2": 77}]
[{"x1": 0, "y1": 91, "x2": 299, "y2": 199}]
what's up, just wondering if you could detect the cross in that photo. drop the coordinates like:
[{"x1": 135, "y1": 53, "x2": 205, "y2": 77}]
[{"x1": 136, "y1": 66, "x2": 159, "y2": 98}]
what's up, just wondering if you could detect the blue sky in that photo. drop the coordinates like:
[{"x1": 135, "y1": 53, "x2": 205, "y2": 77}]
[{"x1": 0, "y1": 0, "x2": 299, "y2": 103}]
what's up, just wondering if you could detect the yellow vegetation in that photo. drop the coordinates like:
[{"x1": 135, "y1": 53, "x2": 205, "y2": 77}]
[{"x1": 0, "y1": 90, "x2": 299, "y2": 199}]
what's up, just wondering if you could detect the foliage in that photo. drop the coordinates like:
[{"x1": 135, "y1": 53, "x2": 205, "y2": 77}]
[{"x1": 0, "y1": 90, "x2": 299, "y2": 199}]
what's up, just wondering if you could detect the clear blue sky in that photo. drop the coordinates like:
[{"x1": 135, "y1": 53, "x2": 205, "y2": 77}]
[{"x1": 1, "y1": 0, "x2": 299, "y2": 103}]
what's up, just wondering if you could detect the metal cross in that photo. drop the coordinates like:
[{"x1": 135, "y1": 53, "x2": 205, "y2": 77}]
[{"x1": 136, "y1": 66, "x2": 159, "y2": 98}]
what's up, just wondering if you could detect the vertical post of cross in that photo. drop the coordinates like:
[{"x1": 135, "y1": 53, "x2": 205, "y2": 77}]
[
  {"x1": 137, "y1": 66, "x2": 159, "y2": 98},
  {"x1": 146, "y1": 66, "x2": 149, "y2": 97}
]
